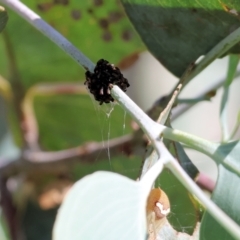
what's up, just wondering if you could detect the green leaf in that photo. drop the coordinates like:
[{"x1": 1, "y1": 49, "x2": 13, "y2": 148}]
[
  {"x1": 200, "y1": 164, "x2": 240, "y2": 240},
  {"x1": 53, "y1": 171, "x2": 148, "y2": 240},
  {"x1": 121, "y1": 0, "x2": 240, "y2": 77},
  {"x1": 23, "y1": 201, "x2": 58, "y2": 240},
  {"x1": 0, "y1": 6, "x2": 8, "y2": 33}
]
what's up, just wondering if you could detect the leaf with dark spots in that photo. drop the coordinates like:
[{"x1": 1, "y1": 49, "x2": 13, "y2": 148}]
[
  {"x1": 71, "y1": 10, "x2": 81, "y2": 20},
  {"x1": 0, "y1": 1, "x2": 143, "y2": 89}
]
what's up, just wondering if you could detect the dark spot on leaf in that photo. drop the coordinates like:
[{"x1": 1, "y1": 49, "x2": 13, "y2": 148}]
[
  {"x1": 121, "y1": 29, "x2": 133, "y2": 41},
  {"x1": 93, "y1": 0, "x2": 103, "y2": 7},
  {"x1": 53, "y1": 0, "x2": 69, "y2": 5},
  {"x1": 87, "y1": 8, "x2": 94, "y2": 14},
  {"x1": 98, "y1": 18, "x2": 109, "y2": 29},
  {"x1": 71, "y1": 10, "x2": 81, "y2": 20},
  {"x1": 37, "y1": 3, "x2": 53, "y2": 12},
  {"x1": 102, "y1": 31, "x2": 112, "y2": 42},
  {"x1": 108, "y1": 11, "x2": 123, "y2": 23}
]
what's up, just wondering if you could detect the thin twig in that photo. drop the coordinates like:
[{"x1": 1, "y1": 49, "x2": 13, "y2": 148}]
[{"x1": 0, "y1": 134, "x2": 134, "y2": 177}]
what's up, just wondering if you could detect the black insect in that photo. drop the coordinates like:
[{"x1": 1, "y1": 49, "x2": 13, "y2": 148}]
[{"x1": 85, "y1": 59, "x2": 130, "y2": 105}]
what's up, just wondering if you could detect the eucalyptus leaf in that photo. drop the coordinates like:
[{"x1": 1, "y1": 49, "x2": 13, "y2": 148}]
[
  {"x1": 200, "y1": 165, "x2": 240, "y2": 240},
  {"x1": 121, "y1": 0, "x2": 240, "y2": 77},
  {"x1": 53, "y1": 171, "x2": 148, "y2": 240},
  {"x1": 0, "y1": 6, "x2": 7, "y2": 33},
  {"x1": 0, "y1": 0, "x2": 143, "y2": 88}
]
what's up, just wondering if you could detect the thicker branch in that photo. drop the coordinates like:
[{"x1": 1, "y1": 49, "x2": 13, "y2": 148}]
[{"x1": 0, "y1": 135, "x2": 134, "y2": 177}]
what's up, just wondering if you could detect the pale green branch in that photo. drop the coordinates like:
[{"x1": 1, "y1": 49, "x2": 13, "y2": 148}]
[
  {"x1": 220, "y1": 55, "x2": 239, "y2": 142},
  {"x1": 229, "y1": 110, "x2": 240, "y2": 140}
]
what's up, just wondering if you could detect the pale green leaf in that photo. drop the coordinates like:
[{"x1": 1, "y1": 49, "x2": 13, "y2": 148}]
[{"x1": 53, "y1": 171, "x2": 148, "y2": 240}]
